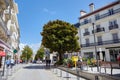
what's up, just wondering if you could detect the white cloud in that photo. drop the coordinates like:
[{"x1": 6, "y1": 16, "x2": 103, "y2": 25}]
[
  {"x1": 43, "y1": 8, "x2": 56, "y2": 15},
  {"x1": 19, "y1": 42, "x2": 41, "y2": 54},
  {"x1": 29, "y1": 43, "x2": 41, "y2": 54},
  {"x1": 19, "y1": 43, "x2": 27, "y2": 51}
]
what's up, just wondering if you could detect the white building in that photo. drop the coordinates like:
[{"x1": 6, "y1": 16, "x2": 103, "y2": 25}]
[
  {"x1": 0, "y1": 0, "x2": 20, "y2": 68},
  {"x1": 79, "y1": 1, "x2": 120, "y2": 62}
]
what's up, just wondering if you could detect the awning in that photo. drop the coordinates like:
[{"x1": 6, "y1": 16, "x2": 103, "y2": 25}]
[{"x1": 0, "y1": 51, "x2": 6, "y2": 57}]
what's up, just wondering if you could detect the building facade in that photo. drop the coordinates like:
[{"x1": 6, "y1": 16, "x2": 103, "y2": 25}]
[
  {"x1": 0, "y1": 0, "x2": 20, "y2": 68},
  {"x1": 79, "y1": 1, "x2": 120, "y2": 62}
]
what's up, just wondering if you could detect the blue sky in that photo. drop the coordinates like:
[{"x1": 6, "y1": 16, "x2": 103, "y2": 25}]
[{"x1": 15, "y1": 0, "x2": 115, "y2": 51}]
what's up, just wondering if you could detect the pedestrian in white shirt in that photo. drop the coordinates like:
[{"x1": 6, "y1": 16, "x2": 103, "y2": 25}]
[{"x1": 10, "y1": 58, "x2": 15, "y2": 68}]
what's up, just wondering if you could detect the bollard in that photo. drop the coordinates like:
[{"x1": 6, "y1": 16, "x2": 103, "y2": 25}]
[
  {"x1": 55, "y1": 68, "x2": 57, "y2": 74},
  {"x1": 76, "y1": 69, "x2": 80, "y2": 80},
  {"x1": 60, "y1": 70, "x2": 62, "y2": 77},
  {"x1": 66, "y1": 68, "x2": 70, "y2": 80},
  {"x1": 95, "y1": 75, "x2": 99, "y2": 80},
  {"x1": 66, "y1": 71, "x2": 69, "y2": 80}
]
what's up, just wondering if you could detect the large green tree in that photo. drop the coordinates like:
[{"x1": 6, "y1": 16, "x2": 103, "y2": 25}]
[
  {"x1": 41, "y1": 20, "x2": 80, "y2": 62},
  {"x1": 34, "y1": 46, "x2": 44, "y2": 60},
  {"x1": 21, "y1": 45, "x2": 33, "y2": 62}
]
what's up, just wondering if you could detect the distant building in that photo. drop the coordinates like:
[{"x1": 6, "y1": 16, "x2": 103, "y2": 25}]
[{"x1": 79, "y1": 1, "x2": 120, "y2": 62}]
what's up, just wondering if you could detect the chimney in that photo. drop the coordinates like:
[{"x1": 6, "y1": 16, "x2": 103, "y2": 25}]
[
  {"x1": 80, "y1": 10, "x2": 87, "y2": 16},
  {"x1": 89, "y1": 3, "x2": 95, "y2": 12}
]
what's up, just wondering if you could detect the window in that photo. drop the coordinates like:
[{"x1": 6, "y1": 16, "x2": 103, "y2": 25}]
[
  {"x1": 84, "y1": 28, "x2": 89, "y2": 36},
  {"x1": 96, "y1": 25, "x2": 100, "y2": 28},
  {"x1": 95, "y1": 14, "x2": 100, "y2": 20},
  {"x1": 84, "y1": 19, "x2": 88, "y2": 24},
  {"x1": 85, "y1": 38, "x2": 89, "y2": 46},
  {"x1": 112, "y1": 33, "x2": 119, "y2": 43},
  {"x1": 109, "y1": 20, "x2": 117, "y2": 26},
  {"x1": 109, "y1": 9, "x2": 114, "y2": 15},
  {"x1": 85, "y1": 28, "x2": 88, "y2": 32},
  {"x1": 97, "y1": 36, "x2": 102, "y2": 45}
]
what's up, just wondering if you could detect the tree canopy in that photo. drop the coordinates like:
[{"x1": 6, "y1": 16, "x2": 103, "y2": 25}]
[
  {"x1": 41, "y1": 20, "x2": 80, "y2": 61},
  {"x1": 34, "y1": 46, "x2": 44, "y2": 60},
  {"x1": 20, "y1": 45, "x2": 33, "y2": 62}
]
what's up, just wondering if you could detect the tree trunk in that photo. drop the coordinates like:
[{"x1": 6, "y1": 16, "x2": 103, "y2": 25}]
[{"x1": 59, "y1": 53, "x2": 64, "y2": 65}]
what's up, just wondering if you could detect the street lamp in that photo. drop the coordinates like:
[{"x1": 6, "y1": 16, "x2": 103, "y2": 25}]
[{"x1": 92, "y1": 23, "x2": 99, "y2": 72}]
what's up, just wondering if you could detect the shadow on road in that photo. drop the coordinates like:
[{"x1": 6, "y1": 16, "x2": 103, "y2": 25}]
[
  {"x1": 23, "y1": 64, "x2": 55, "y2": 70},
  {"x1": 113, "y1": 74, "x2": 120, "y2": 77}
]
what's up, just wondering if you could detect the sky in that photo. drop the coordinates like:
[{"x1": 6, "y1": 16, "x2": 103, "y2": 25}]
[{"x1": 15, "y1": 0, "x2": 115, "y2": 52}]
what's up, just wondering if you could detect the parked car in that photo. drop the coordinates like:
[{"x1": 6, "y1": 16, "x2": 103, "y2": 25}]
[
  {"x1": 36, "y1": 60, "x2": 42, "y2": 64},
  {"x1": 32, "y1": 60, "x2": 36, "y2": 63}
]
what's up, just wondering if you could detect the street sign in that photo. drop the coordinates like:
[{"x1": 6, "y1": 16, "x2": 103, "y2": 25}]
[{"x1": 13, "y1": 49, "x2": 17, "y2": 54}]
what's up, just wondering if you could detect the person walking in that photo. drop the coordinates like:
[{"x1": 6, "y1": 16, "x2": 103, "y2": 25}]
[
  {"x1": 117, "y1": 53, "x2": 120, "y2": 67},
  {"x1": 10, "y1": 58, "x2": 15, "y2": 68},
  {"x1": 6, "y1": 58, "x2": 11, "y2": 68}
]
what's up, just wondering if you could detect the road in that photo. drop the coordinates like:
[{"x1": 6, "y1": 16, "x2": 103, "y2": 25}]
[{"x1": 8, "y1": 64, "x2": 60, "y2": 80}]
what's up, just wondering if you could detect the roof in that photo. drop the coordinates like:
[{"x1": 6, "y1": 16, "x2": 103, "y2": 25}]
[
  {"x1": 74, "y1": 23, "x2": 80, "y2": 28},
  {"x1": 79, "y1": 1, "x2": 120, "y2": 19}
]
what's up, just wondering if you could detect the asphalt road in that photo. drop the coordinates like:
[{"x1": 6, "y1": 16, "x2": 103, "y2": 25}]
[{"x1": 8, "y1": 64, "x2": 60, "y2": 80}]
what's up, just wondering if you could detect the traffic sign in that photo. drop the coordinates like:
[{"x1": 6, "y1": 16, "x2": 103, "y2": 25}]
[{"x1": 13, "y1": 49, "x2": 17, "y2": 54}]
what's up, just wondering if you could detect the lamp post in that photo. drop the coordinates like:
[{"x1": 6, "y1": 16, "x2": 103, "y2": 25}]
[{"x1": 92, "y1": 23, "x2": 99, "y2": 72}]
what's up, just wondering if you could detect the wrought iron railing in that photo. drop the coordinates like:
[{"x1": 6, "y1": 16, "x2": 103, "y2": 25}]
[
  {"x1": 83, "y1": 32, "x2": 90, "y2": 36},
  {"x1": 80, "y1": 19, "x2": 91, "y2": 26},
  {"x1": 92, "y1": 27, "x2": 105, "y2": 33},
  {"x1": 81, "y1": 39, "x2": 120, "y2": 47},
  {"x1": 109, "y1": 24, "x2": 119, "y2": 30},
  {"x1": 95, "y1": 8, "x2": 120, "y2": 20}
]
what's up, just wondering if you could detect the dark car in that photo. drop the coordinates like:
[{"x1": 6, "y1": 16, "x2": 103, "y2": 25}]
[{"x1": 32, "y1": 60, "x2": 36, "y2": 63}]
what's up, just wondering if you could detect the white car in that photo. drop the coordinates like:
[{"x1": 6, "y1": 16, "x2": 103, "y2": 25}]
[{"x1": 36, "y1": 60, "x2": 42, "y2": 64}]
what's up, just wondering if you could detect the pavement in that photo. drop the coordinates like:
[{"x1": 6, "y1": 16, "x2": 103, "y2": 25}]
[
  {"x1": 1, "y1": 63, "x2": 120, "y2": 80},
  {"x1": 6, "y1": 63, "x2": 86, "y2": 80},
  {"x1": 7, "y1": 63, "x2": 60, "y2": 80}
]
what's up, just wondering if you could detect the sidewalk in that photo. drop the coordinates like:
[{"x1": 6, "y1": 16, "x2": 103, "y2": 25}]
[
  {"x1": 51, "y1": 68, "x2": 86, "y2": 80},
  {"x1": 0, "y1": 63, "x2": 26, "y2": 80},
  {"x1": 57, "y1": 66, "x2": 120, "y2": 80}
]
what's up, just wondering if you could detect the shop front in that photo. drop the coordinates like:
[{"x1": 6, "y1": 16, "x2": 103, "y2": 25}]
[{"x1": 106, "y1": 46, "x2": 120, "y2": 62}]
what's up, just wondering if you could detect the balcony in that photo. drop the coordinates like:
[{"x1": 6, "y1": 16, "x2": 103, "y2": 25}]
[
  {"x1": 97, "y1": 41, "x2": 103, "y2": 45},
  {"x1": 80, "y1": 19, "x2": 91, "y2": 26},
  {"x1": 92, "y1": 27, "x2": 105, "y2": 33},
  {"x1": 81, "y1": 39, "x2": 120, "y2": 47},
  {"x1": 109, "y1": 24, "x2": 119, "y2": 30},
  {"x1": 83, "y1": 32, "x2": 90, "y2": 36},
  {"x1": 95, "y1": 8, "x2": 120, "y2": 20}
]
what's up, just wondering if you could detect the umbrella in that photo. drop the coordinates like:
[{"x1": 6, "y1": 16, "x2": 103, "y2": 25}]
[{"x1": 0, "y1": 51, "x2": 6, "y2": 57}]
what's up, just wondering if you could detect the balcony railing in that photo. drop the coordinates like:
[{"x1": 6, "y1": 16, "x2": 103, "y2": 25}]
[
  {"x1": 81, "y1": 39, "x2": 120, "y2": 47},
  {"x1": 83, "y1": 32, "x2": 90, "y2": 36},
  {"x1": 92, "y1": 27, "x2": 105, "y2": 33},
  {"x1": 95, "y1": 8, "x2": 120, "y2": 20},
  {"x1": 109, "y1": 24, "x2": 119, "y2": 30},
  {"x1": 80, "y1": 19, "x2": 91, "y2": 26}
]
